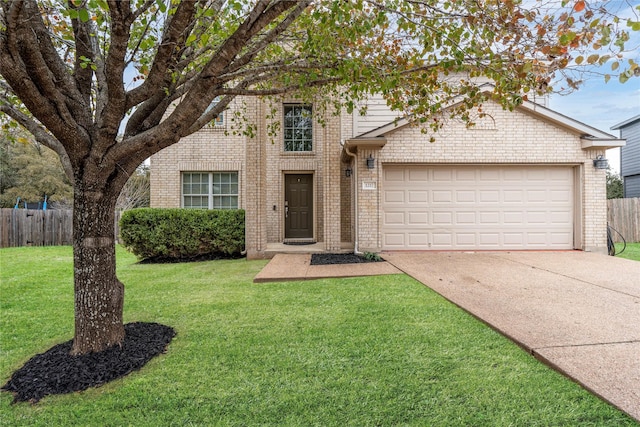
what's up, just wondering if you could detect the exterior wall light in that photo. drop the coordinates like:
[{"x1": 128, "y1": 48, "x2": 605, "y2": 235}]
[
  {"x1": 593, "y1": 155, "x2": 608, "y2": 169},
  {"x1": 366, "y1": 154, "x2": 375, "y2": 169},
  {"x1": 345, "y1": 167, "x2": 352, "y2": 177}
]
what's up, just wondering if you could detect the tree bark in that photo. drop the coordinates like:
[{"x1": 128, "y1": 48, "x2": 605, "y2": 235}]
[{"x1": 71, "y1": 180, "x2": 125, "y2": 355}]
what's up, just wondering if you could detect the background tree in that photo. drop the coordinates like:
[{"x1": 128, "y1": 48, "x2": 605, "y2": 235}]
[
  {"x1": 0, "y1": 0, "x2": 637, "y2": 355},
  {"x1": 607, "y1": 167, "x2": 624, "y2": 199},
  {"x1": 116, "y1": 164, "x2": 150, "y2": 211},
  {"x1": 0, "y1": 130, "x2": 73, "y2": 208}
]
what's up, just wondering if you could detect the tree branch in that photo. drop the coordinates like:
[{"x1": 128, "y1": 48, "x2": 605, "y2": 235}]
[
  {"x1": 222, "y1": 1, "x2": 311, "y2": 77},
  {"x1": 125, "y1": 1, "x2": 197, "y2": 110},
  {"x1": 0, "y1": 0, "x2": 90, "y2": 156},
  {"x1": 0, "y1": 100, "x2": 73, "y2": 180},
  {"x1": 70, "y1": 1, "x2": 94, "y2": 107}
]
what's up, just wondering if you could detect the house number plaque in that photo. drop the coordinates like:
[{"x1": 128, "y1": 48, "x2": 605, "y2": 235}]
[{"x1": 362, "y1": 181, "x2": 377, "y2": 190}]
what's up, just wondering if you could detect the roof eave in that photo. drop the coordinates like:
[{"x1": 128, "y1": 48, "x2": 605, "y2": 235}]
[
  {"x1": 341, "y1": 137, "x2": 387, "y2": 162},
  {"x1": 580, "y1": 137, "x2": 626, "y2": 149},
  {"x1": 611, "y1": 114, "x2": 640, "y2": 130}
]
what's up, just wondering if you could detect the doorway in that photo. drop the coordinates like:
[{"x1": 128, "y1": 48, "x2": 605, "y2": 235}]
[{"x1": 284, "y1": 174, "x2": 313, "y2": 240}]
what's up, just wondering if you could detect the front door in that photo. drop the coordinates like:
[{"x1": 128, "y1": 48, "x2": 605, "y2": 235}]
[{"x1": 285, "y1": 174, "x2": 313, "y2": 239}]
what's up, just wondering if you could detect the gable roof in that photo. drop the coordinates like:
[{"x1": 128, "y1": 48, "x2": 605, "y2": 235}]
[
  {"x1": 349, "y1": 83, "x2": 624, "y2": 150},
  {"x1": 611, "y1": 114, "x2": 640, "y2": 130}
]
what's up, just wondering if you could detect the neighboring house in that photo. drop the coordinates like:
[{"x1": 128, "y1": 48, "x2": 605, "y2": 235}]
[
  {"x1": 150, "y1": 84, "x2": 624, "y2": 259},
  {"x1": 612, "y1": 114, "x2": 640, "y2": 198}
]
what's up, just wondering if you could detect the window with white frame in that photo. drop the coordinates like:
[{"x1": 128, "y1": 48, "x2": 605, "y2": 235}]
[
  {"x1": 284, "y1": 104, "x2": 312, "y2": 151},
  {"x1": 204, "y1": 98, "x2": 224, "y2": 127},
  {"x1": 182, "y1": 172, "x2": 238, "y2": 209}
]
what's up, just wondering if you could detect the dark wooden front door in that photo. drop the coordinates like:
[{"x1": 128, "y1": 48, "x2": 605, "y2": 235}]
[{"x1": 285, "y1": 174, "x2": 313, "y2": 239}]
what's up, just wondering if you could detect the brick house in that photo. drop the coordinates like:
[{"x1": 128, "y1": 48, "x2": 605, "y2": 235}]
[{"x1": 150, "y1": 85, "x2": 624, "y2": 259}]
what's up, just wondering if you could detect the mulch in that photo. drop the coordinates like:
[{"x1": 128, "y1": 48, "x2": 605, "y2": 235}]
[
  {"x1": 310, "y1": 253, "x2": 384, "y2": 265},
  {"x1": 138, "y1": 252, "x2": 244, "y2": 264},
  {"x1": 1, "y1": 322, "x2": 175, "y2": 403},
  {"x1": 2, "y1": 254, "x2": 378, "y2": 404}
]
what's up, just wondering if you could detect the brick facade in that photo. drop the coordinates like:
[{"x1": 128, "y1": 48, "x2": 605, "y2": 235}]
[{"x1": 150, "y1": 96, "x2": 612, "y2": 258}]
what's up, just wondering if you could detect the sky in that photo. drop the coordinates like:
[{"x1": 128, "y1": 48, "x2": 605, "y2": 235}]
[
  {"x1": 548, "y1": 74, "x2": 640, "y2": 174},
  {"x1": 547, "y1": 0, "x2": 640, "y2": 174}
]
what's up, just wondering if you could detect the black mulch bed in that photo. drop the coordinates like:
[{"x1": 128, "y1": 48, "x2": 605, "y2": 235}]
[
  {"x1": 310, "y1": 253, "x2": 384, "y2": 265},
  {"x1": 138, "y1": 252, "x2": 244, "y2": 264},
  {"x1": 1, "y1": 322, "x2": 176, "y2": 404}
]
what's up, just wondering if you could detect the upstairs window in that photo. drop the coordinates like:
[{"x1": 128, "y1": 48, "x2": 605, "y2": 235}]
[
  {"x1": 204, "y1": 98, "x2": 224, "y2": 127},
  {"x1": 284, "y1": 105, "x2": 312, "y2": 152}
]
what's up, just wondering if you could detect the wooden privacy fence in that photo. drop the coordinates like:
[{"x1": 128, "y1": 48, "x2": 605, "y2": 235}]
[
  {"x1": 607, "y1": 198, "x2": 640, "y2": 243},
  {"x1": 0, "y1": 209, "x2": 122, "y2": 248},
  {"x1": 2, "y1": 201, "x2": 638, "y2": 247}
]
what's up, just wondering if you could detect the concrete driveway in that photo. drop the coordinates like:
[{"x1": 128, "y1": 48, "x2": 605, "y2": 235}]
[{"x1": 383, "y1": 251, "x2": 640, "y2": 421}]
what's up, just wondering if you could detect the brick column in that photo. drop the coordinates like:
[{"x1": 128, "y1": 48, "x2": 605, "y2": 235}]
[
  {"x1": 357, "y1": 147, "x2": 382, "y2": 252},
  {"x1": 323, "y1": 114, "x2": 343, "y2": 252},
  {"x1": 245, "y1": 99, "x2": 268, "y2": 259}
]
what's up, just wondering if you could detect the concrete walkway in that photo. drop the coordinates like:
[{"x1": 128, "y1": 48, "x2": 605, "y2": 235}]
[
  {"x1": 254, "y1": 251, "x2": 640, "y2": 421},
  {"x1": 253, "y1": 253, "x2": 401, "y2": 282}
]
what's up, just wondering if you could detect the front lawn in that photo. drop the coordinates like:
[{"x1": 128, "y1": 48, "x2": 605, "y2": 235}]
[
  {"x1": 615, "y1": 242, "x2": 640, "y2": 261},
  {"x1": 0, "y1": 246, "x2": 635, "y2": 426}
]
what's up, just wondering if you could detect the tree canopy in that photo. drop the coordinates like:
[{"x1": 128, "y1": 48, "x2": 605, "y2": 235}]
[
  {"x1": 0, "y1": 0, "x2": 638, "y2": 355},
  {"x1": 0, "y1": 132, "x2": 73, "y2": 208}
]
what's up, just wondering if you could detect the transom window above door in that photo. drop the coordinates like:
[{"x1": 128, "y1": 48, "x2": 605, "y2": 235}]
[{"x1": 284, "y1": 105, "x2": 312, "y2": 152}]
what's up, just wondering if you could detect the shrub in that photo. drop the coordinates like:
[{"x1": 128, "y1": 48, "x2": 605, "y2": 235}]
[
  {"x1": 363, "y1": 251, "x2": 382, "y2": 262},
  {"x1": 119, "y1": 208, "x2": 245, "y2": 261}
]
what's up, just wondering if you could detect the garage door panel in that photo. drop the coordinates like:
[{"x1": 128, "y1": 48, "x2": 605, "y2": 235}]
[
  {"x1": 479, "y1": 233, "x2": 500, "y2": 247},
  {"x1": 480, "y1": 190, "x2": 500, "y2": 203},
  {"x1": 550, "y1": 210, "x2": 572, "y2": 224},
  {"x1": 384, "y1": 233, "x2": 405, "y2": 247},
  {"x1": 408, "y1": 168, "x2": 429, "y2": 182},
  {"x1": 526, "y1": 190, "x2": 547, "y2": 203},
  {"x1": 384, "y1": 190, "x2": 405, "y2": 203},
  {"x1": 479, "y1": 169, "x2": 500, "y2": 181},
  {"x1": 551, "y1": 189, "x2": 571, "y2": 202},
  {"x1": 383, "y1": 212, "x2": 405, "y2": 226},
  {"x1": 503, "y1": 211, "x2": 524, "y2": 224},
  {"x1": 526, "y1": 169, "x2": 548, "y2": 181},
  {"x1": 526, "y1": 211, "x2": 547, "y2": 224},
  {"x1": 455, "y1": 233, "x2": 476, "y2": 246},
  {"x1": 456, "y1": 190, "x2": 476, "y2": 202},
  {"x1": 504, "y1": 190, "x2": 525, "y2": 203},
  {"x1": 384, "y1": 169, "x2": 405, "y2": 182},
  {"x1": 548, "y1": 168, "x2": 573, "y2": 181},
  {"x1": 503, "y1": 233, "x2": 525, "y2": 246},
  {"x1": 504, "y1": 169, "x2": 526, "y2": 181},
  {"x1": 527, "y1": 233, "x2": 548, "y2": 245},
  {"x1": 455, "y1": 169, "x2": 475, "y2": 181},
  {"x1": 433, "y1": 233, "x2": 453, "y2": 246},
  {"x1": 408, "y1": 191, "x2": 428, "y2": 203},
  {"x1": 432, "y1": 212, "x2": 452, "y2": 225},
  {"x1": 408, "y1": 212, "x2": 428, "y2": 224},
  {"x1": 432, "y1": 190, "x2": 453, "y2": 202},
  {"x1": 408, "y1": 233, "x2": 429, "y2": 246},
  {"x1": 479, "y1": 212, "x2": 500, "y2": 224},
  {"x1": 382, "y1": 165, "x2": 574, "y2": 250},
  {"x1": 455, "y1": 211, "x2": 476, "y2": 224},
  {"x1": 550, "y1": 232, "x2": 572, "y2": 245}
]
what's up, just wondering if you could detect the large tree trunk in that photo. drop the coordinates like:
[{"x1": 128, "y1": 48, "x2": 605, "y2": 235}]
[{"x1": 71, "y1": 181, "x2": 125, "y2": 355}]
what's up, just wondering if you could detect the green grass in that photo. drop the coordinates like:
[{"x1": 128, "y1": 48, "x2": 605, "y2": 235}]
[
  {"x1": 615, "y1": 242, "x2": 640, "y2": 261},
  {"x1": 1, "y1": 246, "x2": 636, "y2": 426}
]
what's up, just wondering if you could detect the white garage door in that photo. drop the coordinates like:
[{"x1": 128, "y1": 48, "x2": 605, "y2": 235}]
[{"x1": 382, "y1": 165, "x2": 574, "y2": 250}]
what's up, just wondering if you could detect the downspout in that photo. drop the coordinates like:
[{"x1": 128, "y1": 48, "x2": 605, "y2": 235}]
[{"x1": 342, "y1": 142, "x2": 360, "y2": 254}]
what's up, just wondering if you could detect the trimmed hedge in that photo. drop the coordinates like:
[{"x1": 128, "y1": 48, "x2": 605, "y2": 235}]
[{"x1": 119, "y1": 208, "x2": 245, "y2": 260}]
